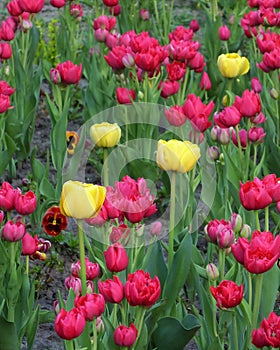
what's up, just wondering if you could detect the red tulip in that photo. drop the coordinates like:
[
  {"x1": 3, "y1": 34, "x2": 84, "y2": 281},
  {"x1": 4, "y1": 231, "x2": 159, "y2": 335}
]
[
  {"x1": 55, "y1": 60, "x2": 82, "y2": 85},
  {"x1": 0, "y1": 80, "x2": 15, "y2": 96},
  {"x1": 50, "y1": 0, "x2": 66, "y2": 8},
  {"x1": 104, "y1": 46, "x2": 128, "y2": 70},
  {"x1": 2, "y1": 219, "x2": 26, "y2": 242},
  {"x1": 166, "y1": 61, "x2": 186, "y2": 81},
  {"x1": 70, "y1": 3, "x2": 83, "y2": 18},
  {"x1": 14, "y1": 189, "x2": 36, "y2": 215},
  {"x1": 252, "y1": 312, "x2": 280, "y2": 348},
  {"x1": 159, "y1": 80, "x2": 180, "y2": 98},
  {"x1": 114, "y1": 323, "x2": 138, "y2": 347},
  {"x1": 200, "y1": 71, "x2": 212, "y2": 91},
  {"x1": 93, "y1": 15, "x2": 116, "y2": 31},
  {"x1": 103, "y1": 0, "x2": 118, "y2": 6},
  {"x1": 239, "y1": 177, "x2": 272, "y2": 210},
  {"x1": 109, "y1": 224, "x2": 130, "y2": 244},
  {"x1": 7, "y1": 0, "x2": 23, "y2": 16},
  {"x1": 251, "y1": 77, "x2": 262, "y2": 93},
  {"x1": 139, "y1": 8, "x2": 149, "y2": 21},
  {"x1": 164, "y1": 105, "x2": 186, "y2": 127},
  {"x1": 210, "y1": 280, "x2": 244, "y2": 309},
  {"x1": 124, "y1": 270, "x2": 161, "y2": 307},
  {"x1": 0, "y1": 42, "x2": 12, "y2": 60},
  {"x1": 187, "y1": 51, "x2": 205, "y2": 72},
  {"x1": 98, "y1": 275, "x2": 124, "y2": 303},
  {"x1": 74, "y1": 293, "x2": 105, "y2": 321},
  {"x1": 214, "y1": 105, "x2": 242, "y2": 128},
  {"x1": 0, "y1": 182, "x2": 15, "y2": 211},
  {"x1": 21, "y1": 232, "x2": 38, "y2": 255},
  {"x1": 18, "y1": 0, "x2": 44, "y2": 13},
  {"x1": 42, "y1": 206, "x2": 67, "y2": 236},
  {"x1": 218, "y1": 25, "x2": 231, "y2": 41},
  {"x1": 116, "y1": 87, "x2": 136, "y2": 104},
  {"x1": 104, "y1": 243, "x2": 129, "y2": 273},
  {"x1": 248, "y1": 126, "x2": 266, "y2": 143},
  {"x1": 262, "y1": 173, "x2": 280, "y2": 202},
  {"x1": 232, "y1": 230, "x2": 280, "y2": 274},
  {"x1": 189, "y1": 19, "x2": 200, "y2": 32},
  {"x1": 205, "y1": 219, "x2": 231, "y2": 245},
  {"x1": 54, "y1": 308, "x2": 86, "y2": 340},
  {"x1": 232, "y1": 128, "x2": 248, "y2": 148},
  {"x1": 0, "y1": 94, "x2": 12, "y2": 113},
  {"x1": 234, "y1": 90, "x2": 262, "y2": 117},
  {"x1": 0, "y1": 20, "x2": 15, "y2": 41},
  {"x1": 71, "y1": 258, "x2": 101, "y2": 280}
]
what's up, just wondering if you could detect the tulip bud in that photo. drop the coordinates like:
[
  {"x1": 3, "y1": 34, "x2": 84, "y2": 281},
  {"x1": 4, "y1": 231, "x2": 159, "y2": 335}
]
[
  {"x1": 217, "y1": 227, "x2": 235, "y2": 248},
  {"x1": 150, "y1": 221, "x2": 162, "y2": 236},
  {"x1": 74, "y1": 293, "x2": 105, "y2": 321},
  {"x1": 114, "y1": 323, "x2": 138, "y2": 347},
  {"x1": 240, "y1": 224, "x2": 251, "y2": 238},
  {"x1": 138, "y1": 91, "x2": 144, "y2": 100},
  {"x1": 139, "y1": 8, "x2": 149, "y2": 21},
  {"x1": 251, "y1": 77, "x2": 262, "y2": 93},
  {"x1": 50, "y1": 68, "x2": 61, "y2": 84},
  {"x1": 206, "y1": 263, "x2": 219, "y2": 281},
  {"x1": 2, "y1": 219, "x2": 26, "y2": 242},
  {"x1": 230, "y1": 213, "x2": 242, "y2": 233},
  {"x1": 122, "y1": 53, "x2": 135, "y2": 68},
  {"x1": 219, "y1": 153, "x2": 225, "y2": 164},
  {"x1": 104, "y1": 243, "x2": 129, "y2": 272},
  {"x1": 207, "y1": 146, "x2": 220, "y2": 161},
  {"x1": 218, "y1": 25, "x2": 231, "y2": 41},
  {"x1": 270, "y1": 88, "x2": 278, "y2": 100}
]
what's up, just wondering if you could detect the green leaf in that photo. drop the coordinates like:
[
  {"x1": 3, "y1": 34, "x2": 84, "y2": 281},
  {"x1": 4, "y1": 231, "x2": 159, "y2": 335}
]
[
  {"x1": 0, "y1": 316, "x2": 19, "y2": 350},
  {"x1": 162, "y1": 233, "x2": 192, "y2": 314},
  {"x1": 0, "y1": 133, "x2": 17, "y2": 176},
  {"x1": 151, "y1": 315, "x2": 200, "y2": 350},
  {"x1": 26, "y1": 305, "x2": 40, "y2": 350},
  {"x1": 144, "y1": 241, "x2": 167, "y2": 289},
  {"x1": 260, "y1": 265, "x2": 280, "y2": 319}
]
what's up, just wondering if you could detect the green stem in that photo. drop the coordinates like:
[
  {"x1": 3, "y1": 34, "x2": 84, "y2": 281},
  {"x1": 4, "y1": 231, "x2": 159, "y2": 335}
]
[
  {"x1": 103, "y1": 147, "x2": 109, "y2": 187},
  {"x1": 25, "y1": 255, "x2": 29, "y2": 275},
  {"x1": 77, "y1": 220, "x2": 87, "y2": 295},
  {"x1": 264, "y1": 206, "x2": 269, "y2": 232},
  {"x1": 132, "y1": 307, "x2": 146, "y2": 350},
  {"x1": 254, "y1": 210, "x2": 260, "y2": 231},
  {"x1": 252, "y1": 274, "x2": 264, "y2": 330},
  {"x1": 218, "y1": 248, "x2": 225, "y2": 280},
  {"x1": 93, "y1": 318, "x2": 97, "y2": 350},
  {"x1": 232, "y1": 312, "x2": 238, "y2": 350},
  {"x1": 168, "y1": 171, "x2": 176, "y2": 271},
  {"x1": 65, "y1": 340, "x2": 74, "y2": 350},
  {"x1": 234, "y1": 125, "x2": 244, "y2": 177}
]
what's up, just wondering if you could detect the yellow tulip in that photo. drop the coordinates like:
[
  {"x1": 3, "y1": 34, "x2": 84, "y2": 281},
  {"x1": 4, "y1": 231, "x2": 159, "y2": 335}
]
[
  {"x1": 156, "y1": 139, "x2": 201, "y2": 173},
  {"x1": 90, "y1": 122, "x2": 121, "y2": 148},
  {"x1": 217, "y1": 53, "x2": 250, "y2": 78},
  {"x1": 60, "y1": 181, "x2": 106, "y2": 219}
]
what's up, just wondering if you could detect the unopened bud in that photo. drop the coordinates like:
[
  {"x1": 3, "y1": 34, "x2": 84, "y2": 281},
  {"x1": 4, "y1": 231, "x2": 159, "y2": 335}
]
[
  {"x1": 138, "y1": 91, "x2": 144, "y2": 100},
  {"x1": 150, "y1": 221, "x2": 162, "y2": 236},
  {"x1": 270, "y1": 88, "x2": 279, "y2": 100},
  {"x1": 230, "y1": 213, "x2": 242, "y2": 233},
  {"x1": 207, "y1": 146, "x2": 220, "y2": 161},
  {"x1": 206, "y1": 263, "x2": 219, "y2": 281},
  {"x1": 240, "y1": 224, "x2": 251, "y2": 238}
]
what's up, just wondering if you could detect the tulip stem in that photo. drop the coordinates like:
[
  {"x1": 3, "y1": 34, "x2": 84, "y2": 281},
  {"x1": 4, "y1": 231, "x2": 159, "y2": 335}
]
[
  {"x1": 103, "y1": 147, "x2": 109, "y2": 187},
  {"x1": 232, "y1": 311, "x2": 238, "y2": 350},
  {"x1": 252, "y1": 273, "x2": 264, "y2": 330},
  {"x1": 133, "y1": 307, "x2": 146, "y2": 350},
  {"x1": 77, "y1": 220, "x2": 87, "y2": 295},
  {"x1": 168, "y1": 171, "x2": 176, "y2": 271},
  {"x1": 218, "y1": 248, "x2": 225, "y2": 280},
  {"x1": 254, "y1": 210, "x2": 260, "y2": 231},
  {"x1": 64, "y1": 340, "x2": 74, "y2": 350},
  {"x1": 92, "y1": 318, "x2": 97, "y2": 350},
  {"x1": 264, "y1": 206, "x2": 269, "y2": 232}
]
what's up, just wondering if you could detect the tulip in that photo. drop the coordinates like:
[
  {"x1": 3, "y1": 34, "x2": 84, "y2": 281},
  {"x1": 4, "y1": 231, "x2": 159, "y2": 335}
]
[
  {"x1": 262, "y1": 173, "x2": 280, "y2": 202},
  {"x1": 156, "y1": 139, "x2": 200, "y2": 173},
  {"x1": 217, "y1": 53, "x2": 250, "y2": 78},
  {"x1": 49, "y1": 68, "x2": 61, "y2": 84},
  {"x1": 0, "y1": 182, "x2": 15, "y2": 211},
  {"x1": 189, "y1": 19, "x2": 200, "y2": 32},
  {"x1": 248, "y1": 126, "x2": 265, "y2": 144},
  {"x1": 109, "y1": 224, "x2": 130, "y2": 244},
  {"x1": 150, "y1": 221, "x2": 162, "y2": 236},
  {"x1": 252, "y1": 312, "x2": 280, "y2": 348},
  {"x1": 207, "y1": 146, "x2": 220, "y2": 161},
  {"x1": 232, "y1": 128, "x2": 248, "y2": 148},
  {"x1": 93, "y1": 15, "x2": 116, "y2": 31},
  {"x1": 231, "y1": 230, "x2": 280, "y2": 274},
  {"x1": 109, "y1": 4, "x2": 121, "y2": 16},
  {"x1": 70, "y1": 3, "x2": 83, "y2": 18},
  {"x1": 218, "y1": 25, "x2": 231, "y2": 41},
  {"x1": 164, "y1": 106, "x2": 187, "y2": 127},
  {"x1": 18, "y1": 0, "x2": 44, "y2": 13},
  {"x1": 22, "y1": 232, "x2": 38, "y2": 255},
  {"x1": 210, "y1": 280, "x2": 243, "y2": 309},
  {"x1": 74, "y1": 293, "x2": 105, "y2": 321},
  {"x1": 104, "y1": 243, "x2": 129, "y2": 272},
  {"x1": 124, "y1": 269, "x2": 161, "y2": 307},
  {"x1": 205, "y1": 219, "x2": 231, "y2": 244},
  {"x1": 188, "y1": 51, "x2": 205, "y2": 72},
  {"x1": 54, "y1": 308, "x2": 86, "y2": 340},
  {"x1": 0, "y1": 210, "x2": 4, "y2": 224},
  {"x1": 213, "y1": 105, "x2": 242, "y2": 128},
  {"x1": 60, "y1": 180, "x2": 106, "y2": 219},
  {"x1": 0, "y1": 20, "x2": 15, "y2": 41},
  {"x1": 50, "y1": 0, "x2": 66, "y2": 7},
  {"x1": 98, "y1": 275, "x2": 124, "y2": 303},
  {"x1": 90, "y1": 122, "x2": 121, "y2": 148},
  {"x1": 230, "y1": 213, "x2": 243, "y2": 233},
  {"x1": 0, "y1": 80, "x2": 15, "y2": 96},
  {"x1": 0, "y1": 94, "x2": 12, "y2": 113},
  {"x1": 71, "y1": 258, "x2": 101, "y2": 280},
  {"x1": 55, "y1": 60, "x2": 82, "y2": 85},
  {"x1": 114, "y1": 323, "x2": 138, "y2": 347},
  {"x1": 234, "y1": 90, "x2": 261, "y2": 117},
  {"x1": 239, "y1": 177, "x2": 272, "y2": 210},
  {"x1": 206, "y1": 263, "x2": 219, "y2": 281},
  {"x1": 159, "y1": 80, "x2": 180, "y2": 98},
  {"x1": 0, "y1": 42, "x2": 12, "y2": 60},
  {"x1": 13, "y1": 189, "x2": 36, "y2": 215},
  {"x1": 200, "y1": 71, "x2": 212, "y2": 90},
  {"x1": 7, "y1": 0, "x2": 23, "y2": 16},
  {"x1": 42, "y1": 206, "x2": 67, "y2": 236},
  {"x1": 116, "y1": 87, "x2": 136, "y2": 104},
  {"x1": 251, "y1": 77, "x2": 262, "y2": 93},
  {"x1": 139, "y1": 8, "x2": 149, "y2": 20},
  {"x1": 2, "y1": 219, "x2": 26, "y2": 242},
  {"x1": 166, "y1": 61, "x2": 186, "y2": 81},
  {"x1": 217, "y1": 227, "x2": 235, "y2": 249}
]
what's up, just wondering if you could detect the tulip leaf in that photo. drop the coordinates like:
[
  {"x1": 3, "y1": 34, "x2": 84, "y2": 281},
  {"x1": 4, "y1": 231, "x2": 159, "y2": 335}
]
[
  {"x1": 26, "y1": 304, "x2": 40, "y2": 350},
  {"x1": 144, "y1": 240, "x2": 167, "y2": 288},
  {"x1": 0, "y1": 133, "x2": 16, "y2": 176},
  {"x1": 151, "y1": 315, "x2": 200, "y2": 350},
  {"x1": 162, "y1": 233, "x2": 192, "y2": 314},
  {"x1": 0, "y1": 316, "x2": 19, "y2": 350},
  {"x1": 260, "y1": 265, "x2": 280, "y2": 319}
]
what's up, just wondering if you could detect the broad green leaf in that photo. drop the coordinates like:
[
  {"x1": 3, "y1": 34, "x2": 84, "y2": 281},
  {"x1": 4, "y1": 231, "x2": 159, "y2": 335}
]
[
  {"x1": 0, "y1": 316, "x2": 19, "y2": 350},
  {"x1": 151, "y1": 315, "x2": 200, "y2": 350}
]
